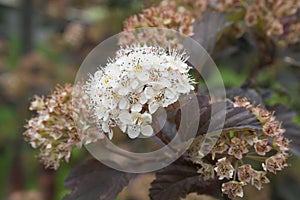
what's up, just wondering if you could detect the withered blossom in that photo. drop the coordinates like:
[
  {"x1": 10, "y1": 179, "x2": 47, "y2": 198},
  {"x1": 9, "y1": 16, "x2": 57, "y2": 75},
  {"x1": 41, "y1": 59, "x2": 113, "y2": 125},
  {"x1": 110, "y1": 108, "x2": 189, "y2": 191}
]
[
  {"x1": 211, "y1": 136, "x2": 229, "y2": 160},
  {"x1": 189, "y1": 97, "x2": 290, "y2": 199},
  {"x1": 29, "y1": 96, "x2": 45, "y2": 111},
  {"x1": 246, "y1": 0, "x2": 300, "y2": 45},
  {"x1": 123, "y1": 0, "x2": 300, "y2": 47},
  {"x1": 243, "y1": 131, "x2": 258, "y2": 146},
  {"x1": 233, "y1": 97, "x2": 253, "y2": 110},
  {"x1": 23, "y1": 84, "x2": 102, "y2": 170},
  {"x1": 123, "y1": 0, "x2": 195, "y2": 37},
  {"x1": 24, "y1": 84, "x2": 77, "y2": 169},
  {"x1": 251, "y1": 107, "x2": 274, "y2": 124},
  {"x1": 197, "y1": 161, "x2": 215, "y2": 180},
  {"x1": 251, "y1": 171, "x2": 270, "y2": 190},
  {"x1": 245, "y1": 6, "x2": 258, "y2": 27},
  {"x1": 254, "y1": 139, "x2": 272, "y2": 156},
  {"x1": 221, "y1": 181, "x2": 245, "y2": 199},
  {"x1": 267, "y1": 20, "x2": 284, "y2": 36},
  {"x1": 273, "y1": 136, "x2": 290, "y2": 151},
  {"x1": 219, "y1": 0, "x2": 300, "y2": 45},
  {"x1": 213, "y1": 0, "x2": 241, "y2": 11},
  {"x1": 287, "y1": 23, "x2": 300, "y2": 44},
  {"x1": 214, "y1": 157, "x2": 235, "y2": 180},
  {"x1": 194, "y1": 0, "x2": 208, "y2": 13},
  {"x1": 263, "y1": 153, "x2": 289, "y2": 174},
  {"x1": 238, "y1": 164, "x2": 256, "y2": 183},
  {"x1": 263, "y1": 121, "x2": 285, "y2": 137},
  {"x1": 228, "y1": 137, "x2": 249, "y2": 160}
]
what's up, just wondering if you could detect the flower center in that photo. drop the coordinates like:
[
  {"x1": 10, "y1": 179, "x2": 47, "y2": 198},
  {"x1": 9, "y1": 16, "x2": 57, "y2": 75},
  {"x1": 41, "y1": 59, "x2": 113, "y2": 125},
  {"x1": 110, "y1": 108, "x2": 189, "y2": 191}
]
[{"x1": 134, "y1": 65, "x2": 143, "y2": 72}]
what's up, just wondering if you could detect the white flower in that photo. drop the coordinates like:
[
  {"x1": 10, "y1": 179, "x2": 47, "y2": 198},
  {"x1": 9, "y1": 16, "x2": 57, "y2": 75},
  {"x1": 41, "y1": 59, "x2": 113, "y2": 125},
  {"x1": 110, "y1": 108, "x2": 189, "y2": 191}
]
[
  {"x1": 119, "y1": 111, "x2": 153, "y2": 138},
  {"x1": 85, "y1": 44, "x2": 194, "y2": 139}
]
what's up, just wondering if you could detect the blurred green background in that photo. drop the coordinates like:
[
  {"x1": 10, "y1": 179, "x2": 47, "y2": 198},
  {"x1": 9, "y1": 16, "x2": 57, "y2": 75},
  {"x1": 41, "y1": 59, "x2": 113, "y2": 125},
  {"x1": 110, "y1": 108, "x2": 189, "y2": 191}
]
[
  {"x1": 0, "y1": 0, "x2": 143, "y2": 199},
  {"x1": 0, "y1": 0, "x2": 300, "y2": 200}
]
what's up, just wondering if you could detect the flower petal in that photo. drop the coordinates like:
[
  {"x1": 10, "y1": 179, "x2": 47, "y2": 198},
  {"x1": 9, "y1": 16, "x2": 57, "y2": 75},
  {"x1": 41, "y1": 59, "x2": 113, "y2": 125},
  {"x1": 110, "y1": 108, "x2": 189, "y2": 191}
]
[
  {"x1": 141, "y1": 125, "x2": 153, "y2": 137},
  {"x1": 119, "y1": 123, "x2": 127, "y2": 133},
  {"x1": 137, "y1": 71, "x2": 149, "y2": 81},
  {"x1": 141, "y1": 112, "x2": 152, "y2": 124},
  {"x1": 108, "y1": 129, "x2": 113, "y2": 140},
  {"x1": 119, "y1": 111, "x2": 132, "y2": 124},
  {"x1": 149, "y1": 101, "x2": 160, "y2": 114},
  {"x1": 139, "y1": 93, "x2": 148, "y2": 104},
  {"x1": 165, "y1": 89, "x2": 175, "y2": 99},
  {"x1": 118, "y1": 87, "x2": 130, "y2": 96},
  {"x1": 159, "y1": 78, "x2": 171, "y2": 87},
  {"x1": 144, "y1": 87, "x2": 154, "y2": 99},
  {"x1": 127, "y1": 125, "x2": 140, "y2": 139},
  {"x1": 177, "y1": 84, "x2": 189, "y2": 93},
  {"x1": 131, "y1": 79, "x2": 140, "y2": 90},
  {"x1": 103, "y1": 111, "x2": 109, "y2": 121},
  {"x1": 102, "y1": 122, "x2": 110, "y2": 133},
  {"x1": 131, "y1": 103, "x2": 142, "y2": 112},
  {"x1": 119, "y1": 98, "x2": 129, "y2": 109}
]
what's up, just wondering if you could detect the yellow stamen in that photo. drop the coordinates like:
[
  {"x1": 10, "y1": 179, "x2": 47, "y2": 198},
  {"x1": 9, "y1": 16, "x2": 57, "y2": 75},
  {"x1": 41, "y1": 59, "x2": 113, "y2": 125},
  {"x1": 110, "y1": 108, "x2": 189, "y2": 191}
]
[{"x1": 134, "y1": 65, "x2": 143, "y2": 72}]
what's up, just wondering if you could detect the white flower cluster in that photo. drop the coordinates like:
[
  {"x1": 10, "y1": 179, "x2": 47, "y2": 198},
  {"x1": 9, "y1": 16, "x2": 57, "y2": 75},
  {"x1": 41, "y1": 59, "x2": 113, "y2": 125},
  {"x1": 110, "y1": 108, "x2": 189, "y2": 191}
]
[{"x1": 85, "y1": 45, "x2": 194, "y2": 139}]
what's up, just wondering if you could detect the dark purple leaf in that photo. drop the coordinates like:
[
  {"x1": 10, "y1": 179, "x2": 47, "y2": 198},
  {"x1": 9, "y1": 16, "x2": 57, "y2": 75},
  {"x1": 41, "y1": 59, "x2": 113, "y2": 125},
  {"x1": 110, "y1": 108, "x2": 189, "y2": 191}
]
[
  {"x1": 272, "y1": 171, "x2": 300, "y2": 200},
  {"x1": 226, "y1": 87, "x2": 266, "y2": 106},
  {"x1": 64, "y1": 159, "x2": 135, "y2": 200},
  {"x1": 177, "y1": 95, "x2": 211, "y2": 141},
  {"x1": 176, "y1": 95, "x2": 262, "y2": 137},
  {"x1": 223, "y1": 102, "x2": 262, "y2": 131},
  {"x1": 149, "y1": 158, "x2": 219, "y2": 200},
  {"x1": 268, "y1": 104, "x2": 297, "y2": 122},
  {"x1": 192, "y1": 11, "x2": 228, "y2": 53}
]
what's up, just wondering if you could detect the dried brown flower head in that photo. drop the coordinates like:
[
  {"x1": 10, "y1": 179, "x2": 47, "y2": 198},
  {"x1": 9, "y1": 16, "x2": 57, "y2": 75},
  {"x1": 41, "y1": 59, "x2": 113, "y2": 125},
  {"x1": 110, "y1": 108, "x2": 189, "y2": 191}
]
[
  {"x1": 123, "y1": 0, "x2": 195, "y2": 36},
  {"x1": 238, "y1": 164, "x2": 256, "y2": 183},
  {"x1": 214, "y1": 157, "x2": 235, "y2": 180},
  {"x1": 251, "y1": 171, "x2": 270, "y2": 190},
  {"x1": 254, "y1": 139, "x2": 272, "y2": 156},
  {"x1": 245, "y1": 6, "x2": 258, "y2": 27},
  {"x1": 123, "y1": 0, "x2": 300, "y2": 48},
  {"x1": 189, "y1": 97, "x2": 290, "y2": 199},
  {"x1": 23, "y1": 84, "x2": 102, "y2": 169},
  {"x1": 197, "y1": 161, "x2": 215, "y2": 181},
  {"x1": 263, "y1": 152, "x2": 288, "y2": 174},
  {"x1": 221, "y1": 181, "x2": 245, "y2": 199},
  {"x1": 228, "y1": 137, "x2": 249, "y2": 159}
]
